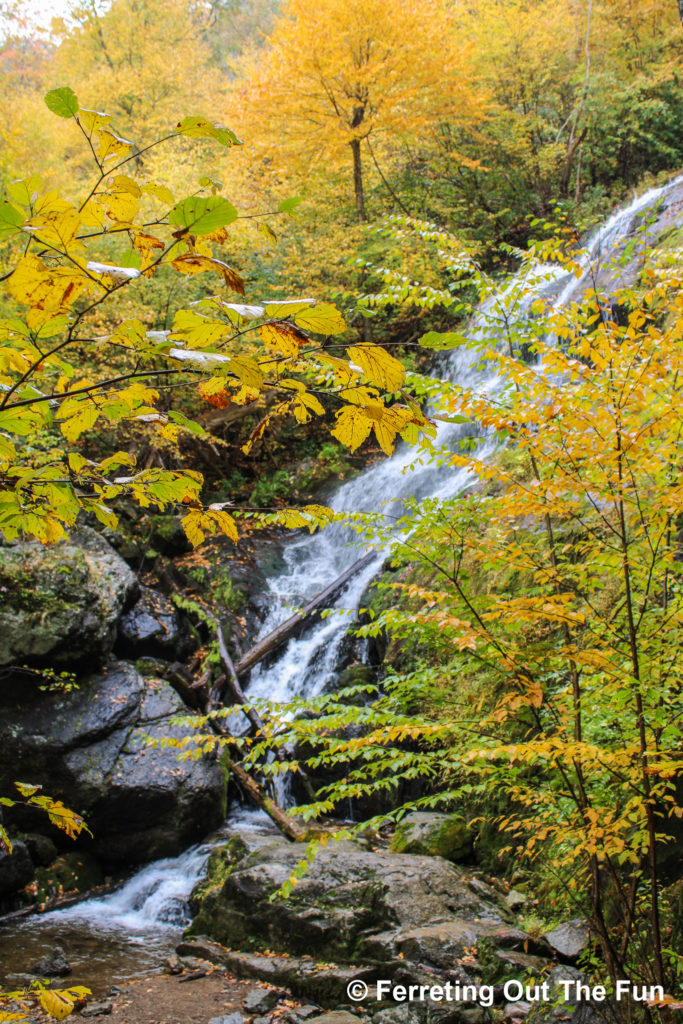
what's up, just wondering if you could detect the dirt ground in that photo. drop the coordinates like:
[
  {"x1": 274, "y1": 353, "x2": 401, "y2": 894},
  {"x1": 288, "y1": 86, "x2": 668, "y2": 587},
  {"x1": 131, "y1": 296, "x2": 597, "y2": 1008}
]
[{"x1": 16, "y1": 966, "x2": 318, "y2": 1024}]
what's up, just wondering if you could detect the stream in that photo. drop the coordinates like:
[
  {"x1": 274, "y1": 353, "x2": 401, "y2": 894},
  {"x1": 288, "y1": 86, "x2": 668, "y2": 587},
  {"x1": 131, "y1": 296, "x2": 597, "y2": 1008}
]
[{"x1": 1, "y1": 175, "x2": 681, "y2": 995}]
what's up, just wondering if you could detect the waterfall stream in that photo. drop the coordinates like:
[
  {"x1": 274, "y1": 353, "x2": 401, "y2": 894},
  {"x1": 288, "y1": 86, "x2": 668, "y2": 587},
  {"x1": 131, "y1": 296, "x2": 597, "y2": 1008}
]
[{"x1": 1, "y1": 174, "x2": 681, "y2": 994}]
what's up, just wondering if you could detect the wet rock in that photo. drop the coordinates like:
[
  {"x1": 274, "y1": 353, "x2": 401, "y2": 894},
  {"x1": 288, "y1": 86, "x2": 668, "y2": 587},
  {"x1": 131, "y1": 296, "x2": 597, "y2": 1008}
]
[
  {"x1": 0, "y1": 527, "x2": 136, "y2": 677},
  {"x1": 189, "y1": 829, "x2": 511, "y2": 963},
  {"x1": 81, "y1": 1001, "x2": 113, "y2": 1017},
  {"x1": 253, "y1": 1017, "x2": 273, "y2": 1024},
  {"x1": 306, "y1": 1015, "x2": 364, "y2": 1024},
  {"x1": 243, "y1": 987, "x2": 280, "y2": 1013},
  {"x1": 23, "y1": 833, "x2": 58, "y2": 867},
  {"x1": 208, "y1": 1015, "x2": 245, "y2": 1024},
  {"x1": 186, "y1": 827, "x2": 557, "y2": 1015},
  {"x1": 0, "y1": 841, "x2": 33, "y2": 897},
  {"x1": 33, "y1": 945, "x2": 71, "y2": 977},
  {"x1": 34, "y1": 851, "x2": 104, "y2": 901},
  {"x1": 542, "y1": 920, "x2": 589, "y2": 961},
  {"x1": 0, "y1": 662, "x2": 225, "y2": 865},
  {"x1": 505, "y1": 1003, "x2": 532, "y2": 1021},
  {"x1": 372, "y1": 1010, "x2": 422, "y2": 1024},
  {"x1": 175, "y1": 936, "x2": 231, "y2": 965},
  {"x1": 117, "y1": 587, "x2": 189, "y2": 659},
  {"x1": 390, "y1": 812, "x2": 473, "y2": 863},
  {"x1": 291, "y1": 1007, "x2": 322, "y2": 1021},
  {"x1": 503, "y1": 890, "x2": 527, "y2": 912},
  {"x1": 361, "y1": 921, "x2": 481, "y2": 967}
]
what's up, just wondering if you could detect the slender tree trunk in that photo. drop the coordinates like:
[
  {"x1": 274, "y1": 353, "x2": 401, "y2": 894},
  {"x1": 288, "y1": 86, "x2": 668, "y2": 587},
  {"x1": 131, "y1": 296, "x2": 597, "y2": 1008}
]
[
  {"x1": 678, "y1": 0, "x2": 683, "y2": 25},
  {"x1": 350, "y1": 138, "x2": 366, "y2": 223}
]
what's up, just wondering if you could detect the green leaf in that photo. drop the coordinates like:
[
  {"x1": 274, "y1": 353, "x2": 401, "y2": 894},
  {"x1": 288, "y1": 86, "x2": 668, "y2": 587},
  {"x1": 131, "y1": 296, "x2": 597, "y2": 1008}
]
[
  {"x1": 119, "y1": 249, "x2": 141, "y2": 269},
  {"x1": 6, "y1": 175, "x2": 42, "y2": 206},
  {"x1": 279, "y1": 196, "x2": 303, "y2": 214},
  {"x1": 169, "y1": 196, "x2": 238, "y2": 235},
  {"x1": 44, "y1": 86, "x2": 79, "y2": 118},
  {"x1": 418, "y1": 331, "x2": 467, "y2": 350},
  {"x1": 0, "y1": 201, "x2": 23, "y2": 241}
]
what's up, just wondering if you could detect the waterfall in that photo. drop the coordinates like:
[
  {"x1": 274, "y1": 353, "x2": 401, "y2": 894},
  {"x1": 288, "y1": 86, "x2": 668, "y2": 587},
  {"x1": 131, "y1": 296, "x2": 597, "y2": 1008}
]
[
  {"x1": 4, "y1": 173, "x2": 680, "y2": 952},
  {"x1": 244, "y1": 172, "x2": 683, "y2": 716}
]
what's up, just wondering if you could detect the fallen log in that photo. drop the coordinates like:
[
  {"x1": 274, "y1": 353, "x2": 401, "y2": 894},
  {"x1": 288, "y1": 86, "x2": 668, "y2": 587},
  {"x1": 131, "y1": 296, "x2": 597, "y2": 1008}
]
[{"x1": 234, "y1": 550, "x2": 377, "y2": 678}]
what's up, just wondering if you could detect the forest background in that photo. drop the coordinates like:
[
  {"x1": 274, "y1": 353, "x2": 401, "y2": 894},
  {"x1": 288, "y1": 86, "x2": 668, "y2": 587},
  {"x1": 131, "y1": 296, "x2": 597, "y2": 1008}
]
[{"x1": 1, "y1": 0, "x2": 683, "y2": 1020}]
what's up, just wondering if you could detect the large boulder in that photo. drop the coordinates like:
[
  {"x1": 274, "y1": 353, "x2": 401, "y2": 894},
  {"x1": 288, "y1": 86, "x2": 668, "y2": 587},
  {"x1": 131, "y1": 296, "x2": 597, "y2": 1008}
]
[
  {"x1": 390, "y1": 813, "x2": 473, "y2": 863},
  {"x1": 188, "y1": 827, "x2": 528, "y2": 965},
  {"x1": 0, "y1": 660, "x2": 226, "y2": 866},
  {"x1": 186, "y1": 827, "x2": 557, "y2": 1019},
  {"x1": 116, "y1": 586, "x2": 190, "y2": 660},
  {"x1": 0, "y1": 527, "x2": 136, "y2": 674},
  {"x1": 0, "y1": 840, "x2": 33, "y2": 897}
]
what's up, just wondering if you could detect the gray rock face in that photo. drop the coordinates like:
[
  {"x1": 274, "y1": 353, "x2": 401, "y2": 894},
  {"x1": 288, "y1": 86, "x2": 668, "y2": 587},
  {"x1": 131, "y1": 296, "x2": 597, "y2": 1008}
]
[
  {"x1": 117, "y1": 587, "x2": 187, "y2": 659},
  {"x1": 186, "y1": 827, "x2": 559, "y2": 1016},
  {"x1": 0, "y1": 840, "x2": 33, "y2": 896},
  {"x1": 0, "y1": 527, "x2": 136, "y2": 673},
  {"x1": 390, "y1": 813, "x2": 473, "y2": 863},
  {"x1": 542, "y1": 921, "x2": 589, "y2": 961},
  {"x1": 190, "y1": 830, "x2": 510, "y2": 963},
  {"x1": 32, "y1": 945, "x2": 71, "y2": 977},
  {"x1": 0, "y1": 662, "x2": 225, "y2": 866},
  {"x1": 244, "y1": 988, "x2": 280, "y2": 1013}
]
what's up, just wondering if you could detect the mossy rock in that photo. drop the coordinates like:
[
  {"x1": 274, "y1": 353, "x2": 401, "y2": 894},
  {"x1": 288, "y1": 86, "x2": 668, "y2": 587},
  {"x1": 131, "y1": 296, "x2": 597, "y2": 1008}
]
[
  {"x1": 390, "y1": 811, "x2": 473, "y2": 862},
  {"x1": 33, "y1": 851, "x2": 104, "y2": 902},
  {"x1": 0, "y1": 527, "x2": 136, "y2": 673}
]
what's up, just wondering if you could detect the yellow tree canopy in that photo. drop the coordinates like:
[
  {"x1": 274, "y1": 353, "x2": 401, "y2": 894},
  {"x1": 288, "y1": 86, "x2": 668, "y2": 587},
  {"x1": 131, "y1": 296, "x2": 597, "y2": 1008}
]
[{"x1": 229, "y1": 0, "x2": 488, "y2": 221}]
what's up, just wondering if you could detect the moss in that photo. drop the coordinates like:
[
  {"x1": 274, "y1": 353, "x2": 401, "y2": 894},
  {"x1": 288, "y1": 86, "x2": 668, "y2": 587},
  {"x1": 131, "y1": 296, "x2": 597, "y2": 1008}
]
[
  {"x1": 391, "y1": 813, "x2": 473, "y2": 862},
  {"x1": 31, "y1": 851, "x2": 104, "y2": 903}
]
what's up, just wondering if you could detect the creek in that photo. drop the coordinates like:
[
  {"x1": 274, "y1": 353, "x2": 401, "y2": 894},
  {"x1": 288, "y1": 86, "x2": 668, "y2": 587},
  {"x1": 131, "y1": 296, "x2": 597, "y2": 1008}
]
[{"x1": 1, "y1": 175, "x2": 681, "y2": 996}]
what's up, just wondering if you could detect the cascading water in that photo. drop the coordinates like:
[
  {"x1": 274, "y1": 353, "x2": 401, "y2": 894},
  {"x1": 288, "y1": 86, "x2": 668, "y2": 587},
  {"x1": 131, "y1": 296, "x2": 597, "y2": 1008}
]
[
  {"x1": 244, "y1": 172, "x2": 683, "y2": 714},
  {"x1": 2, "y1": 173, "x2": 680, "y2": 990}
]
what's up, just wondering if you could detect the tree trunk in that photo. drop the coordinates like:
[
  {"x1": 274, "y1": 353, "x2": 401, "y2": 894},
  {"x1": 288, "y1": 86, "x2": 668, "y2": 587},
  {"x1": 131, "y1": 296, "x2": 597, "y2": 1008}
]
[
  {"x1": 228, "y1": 759, "x2": 306, "y2": 840},
  {"x1": 679, "y1": 0, "x2": 683, "y2": 25},
  {"x1": 235, "y1": 551, "x2": 377, "y2": 678},
  {"x1": 350, "y1": 137, "x2": 366, "y2": 223}
]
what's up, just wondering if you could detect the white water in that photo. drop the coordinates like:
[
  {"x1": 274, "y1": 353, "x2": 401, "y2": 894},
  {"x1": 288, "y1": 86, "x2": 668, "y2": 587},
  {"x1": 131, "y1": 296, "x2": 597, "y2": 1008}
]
[
  {"x1": 4, "y1": 172, "x2": 681, "y2": 959},
  {"x1": 244, "y1": 173, "x2": 682, "y2": 711}
]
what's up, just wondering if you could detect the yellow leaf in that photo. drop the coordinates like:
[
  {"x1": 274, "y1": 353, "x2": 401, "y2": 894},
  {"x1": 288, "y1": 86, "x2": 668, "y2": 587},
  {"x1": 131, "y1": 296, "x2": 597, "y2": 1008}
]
[
  {"x1": 38, "y1": 989, "x2": 74, "y2": 1020},
  {"x1": 372, "y1": 405, "x2": 412, "y2": 455},
  {"x1": 264, "y1": 298, "x2": 315, "y2": 317},
  {"x1": 142, "y1": 183, "x2": 175, "y2": 205},
  {"x1": 133, "y1": 232, "x2": 165, "y2": 259},
  {"x1": 8, "y1": 256, "x2": 87, "y2": 313},
  {"x1": 58, "y1": 403, "x2": 100, "y2": 442},
  {"x1": 170, "y1": 309, "x2": 230, "y2": 349},
  {"x1": 259, "y1": 322, "x2": 304, "y2": 358},
  {"x1": 313, "y1": 350, "x2": 359, "y2": 386},
  {"x1": 208, "y1": 507, "x2": 239, "y2": 542},
  {"x1": 294, "y1": 302, "x2": 347, "y2": 336},
  {"x1": 331, "y1": 406, "x2": 373, "y2": 451},
  {"x1": 228, "y1": 356, "x2": 263, "y2": 390},
  {"x1": 77, "y1": 107, "x2": 112, "y2": 132},
  {"x1": 97, "y1": 129, "x2": 134, "y2": 162},
  {"x1": 171, "y1": 254, "x2": 245, "y2": 294},
  {"x1": 347, "y1": 344, "x2": 405, "y2": 392}
]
